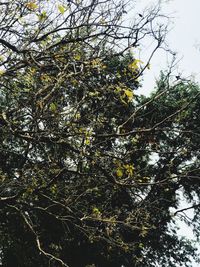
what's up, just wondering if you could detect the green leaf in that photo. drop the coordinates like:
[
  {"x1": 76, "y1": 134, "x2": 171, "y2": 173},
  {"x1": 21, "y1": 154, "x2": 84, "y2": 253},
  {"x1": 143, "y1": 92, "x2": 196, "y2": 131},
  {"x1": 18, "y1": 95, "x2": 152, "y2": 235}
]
[
  {"x1": 38, "y1": 11, "x2": 47, "y2": 21},
  {"x1": 139, "y1": 243, "x2": 144, "y2": 248},
  {"x1": 49, "y1": 102, "x2": 57, "y2": 112}
]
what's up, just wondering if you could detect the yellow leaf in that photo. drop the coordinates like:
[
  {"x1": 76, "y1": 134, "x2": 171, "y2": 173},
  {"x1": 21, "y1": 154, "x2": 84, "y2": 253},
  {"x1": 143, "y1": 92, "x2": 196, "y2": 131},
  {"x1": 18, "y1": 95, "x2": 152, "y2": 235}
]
[
  {"x1": 99, "y1": 18, "x2": 106, "y2": 24},
  {"x1": 93, "y1": 207, "x2": 100, "y2": 214},
  {"x1": 71, "y1": 79, "x2": 78, "y2": 86},
  {"x1": 40, "y1": 73, "x2": 51, "y2": 82},
  {"x1": 75, "y1": 112, "x2": 81, "y2": 120},
  {"x1": 58, "y1": 4, "x2": 65, "y2": 15},
  {"x1": 116, "y1": 168, "x2": 123, "y2": 178},
  {"x1": 124, "y1": 89, "x2": 134, "y2": 102},
  {"x1": 0, "y1": 69, "x2": 5, "y2": 75},
  {"x1": 140, "y1": 226, "x2": 148, "y2": 237},
  {"x1": 128, "y1": 59, "x2": 143, "y2": 72},
  {"x1": 124, "y1": 164, "x2": 134, "y2": 176},
  {"x1": 91, "y1": 58, "x2": 101, "y2": 67},
  {"x1": 26, "y1": 2, "x2": 38, "y2": 10},
  {"x1": 74, "y1": 54, "x2": 81, "y2": 60},
  {"x1": 85, "y1": 138, "x2": 90, "y2": 145},
  {"x1": 115, "y1": 86, "x2": 122, "y2": 93},
  {"x1": 50, "y1": 184, "x2": 57, "y2": 194}
]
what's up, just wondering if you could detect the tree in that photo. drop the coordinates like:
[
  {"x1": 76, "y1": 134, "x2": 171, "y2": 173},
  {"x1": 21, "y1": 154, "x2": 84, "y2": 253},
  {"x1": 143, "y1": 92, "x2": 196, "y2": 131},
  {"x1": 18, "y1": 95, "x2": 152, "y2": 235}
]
[{"x1": 0, "y1": 0, "x2": 199, "y2": 266}]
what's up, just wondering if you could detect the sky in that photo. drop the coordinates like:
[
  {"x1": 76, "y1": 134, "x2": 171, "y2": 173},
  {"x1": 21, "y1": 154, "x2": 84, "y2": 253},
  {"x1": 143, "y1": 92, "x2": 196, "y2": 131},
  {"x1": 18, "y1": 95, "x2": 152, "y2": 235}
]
[
  {"x1": 134, "y1": 0, "x2": 200, "y2": 95},
  {"x1": 132, "y1": 1, "x2": 200, "y2": 266}
]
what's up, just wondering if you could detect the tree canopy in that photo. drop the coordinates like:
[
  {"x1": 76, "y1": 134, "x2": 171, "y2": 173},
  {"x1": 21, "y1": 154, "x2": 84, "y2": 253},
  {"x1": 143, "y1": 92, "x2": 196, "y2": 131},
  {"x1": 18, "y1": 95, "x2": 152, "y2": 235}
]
[{"x1": 0, "y1": 1, "x2": 200, "y2": 267}]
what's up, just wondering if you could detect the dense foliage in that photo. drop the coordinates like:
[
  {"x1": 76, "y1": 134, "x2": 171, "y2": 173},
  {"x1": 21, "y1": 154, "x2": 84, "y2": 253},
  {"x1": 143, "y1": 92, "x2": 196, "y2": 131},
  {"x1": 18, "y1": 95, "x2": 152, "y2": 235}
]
[{"x1": 0, "y1": 1, "x2": 200, "y2": 266}]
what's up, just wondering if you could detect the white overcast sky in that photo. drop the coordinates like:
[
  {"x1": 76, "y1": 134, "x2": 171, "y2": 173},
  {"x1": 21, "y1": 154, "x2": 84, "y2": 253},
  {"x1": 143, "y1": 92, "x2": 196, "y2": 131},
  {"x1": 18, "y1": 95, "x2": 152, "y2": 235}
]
[
  {"x1": 130, "y1": 1, "x2": 200, "y2": 266},
  {"x1": 132, "y1": 0, "x2": 200, "y2": 95}
]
